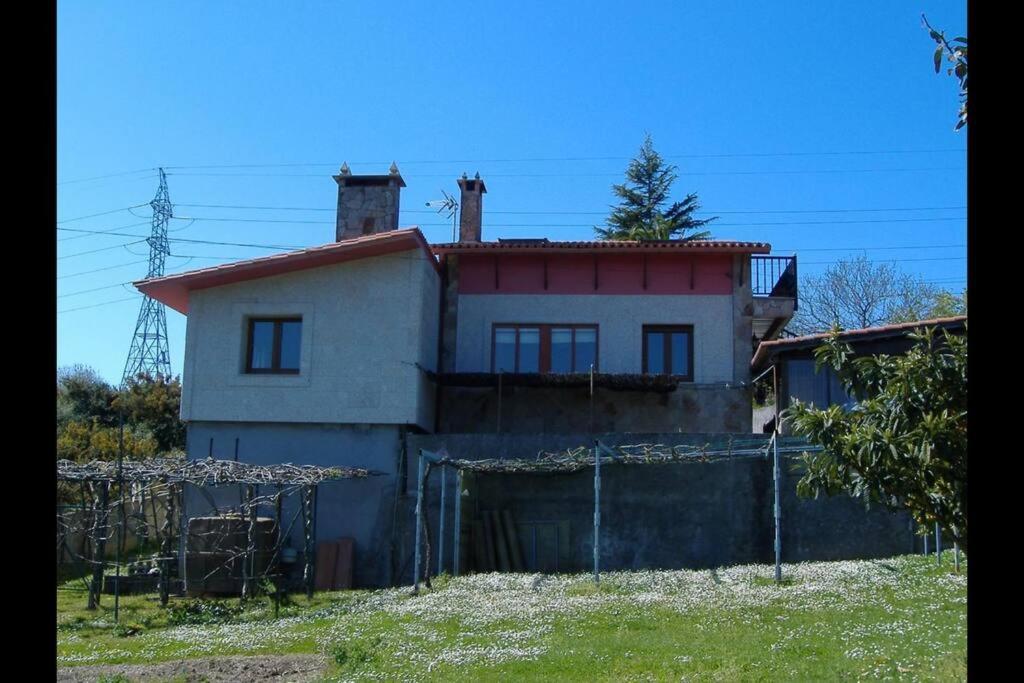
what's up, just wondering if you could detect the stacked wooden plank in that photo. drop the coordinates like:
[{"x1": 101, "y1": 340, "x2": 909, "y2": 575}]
[{"x1": 471, "y1": 509, "x2": 525, "y2": 572}]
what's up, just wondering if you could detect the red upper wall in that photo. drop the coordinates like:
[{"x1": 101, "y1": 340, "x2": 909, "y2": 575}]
[{"x1": 458, "y1": 253, "x2": 735, "y2": 295}]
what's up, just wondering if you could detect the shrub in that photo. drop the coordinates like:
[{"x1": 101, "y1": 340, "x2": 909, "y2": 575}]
[{"x1": 167, "y1": 599, "x2": 243, "y2": 626}]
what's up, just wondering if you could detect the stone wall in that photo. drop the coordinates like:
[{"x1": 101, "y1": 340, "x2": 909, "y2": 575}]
[
  {"x1": 335, "y1": 180, "x2": 402, "y2": 240},
  {"x1": 437, "y1": 384, "x2": 752, "y2": 433}
]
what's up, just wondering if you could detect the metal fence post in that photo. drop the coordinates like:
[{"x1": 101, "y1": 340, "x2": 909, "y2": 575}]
[
  {"x1": 453, "y1": 469, "x2": 463, "y2": 576},
  {"x1": 593, "y1": 440, "x2": 601, "y2": 586},
  {"x1": 438, "y1": 465, "x2": 447, "y2": 576},
  {"x1": 773, "y1": 432, "x2": 782, "y2": 584},
  {"x1": 413, "y1": 451, "x2": 425, "y2": 592},
  {"x1": 935, "y1": 523, "x2": 942, "y2": 566}
]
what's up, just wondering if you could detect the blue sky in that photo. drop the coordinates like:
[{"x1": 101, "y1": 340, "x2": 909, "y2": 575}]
[{"x1": 58, "y1": 1, "x2": 968, "y2": 383}]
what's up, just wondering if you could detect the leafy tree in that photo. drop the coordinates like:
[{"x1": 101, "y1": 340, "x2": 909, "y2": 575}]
[
  {"x1": 923, "y1": 15, "x2": 967, "y2": 131},
  {"x1": 790, "y1": 256, "x2": 960, "y2": 334},
  {"x1": 114, "y1": 373, "x2": 187, "y2": 452},
  {"x1": 56, "y1": 366, "x2": 186, "y2": 460},
  {"x1": 57, "y1": 365, "x2": 117, "y2": 429},
  {"x1": 595, "y1": 134, "x2": 716, "y2": 241},
  {"x1": 57, "y1": 418, "x2": 159, "y2": 462},
  {"x1": 889, "y1": 287, "x2": 967, "y2": 323},
  {"x1": 927, "y1": 288, "x2": 967, "y2": 318},
  {"x1": 785, "y1": 324, "x2": 967, "y2": 550}
]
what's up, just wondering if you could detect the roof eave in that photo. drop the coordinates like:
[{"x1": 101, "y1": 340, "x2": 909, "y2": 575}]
[
  {"x1": 750, "y1": 316, "x2": 968, "y2": 371},
  {"x1": 133, "y1": 228, "x2": 437, "y2": 315}
]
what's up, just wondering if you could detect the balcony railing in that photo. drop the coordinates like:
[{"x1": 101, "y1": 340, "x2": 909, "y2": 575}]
[{"x1": 752, "y1": 255, "x2": 798, "y2": 309}]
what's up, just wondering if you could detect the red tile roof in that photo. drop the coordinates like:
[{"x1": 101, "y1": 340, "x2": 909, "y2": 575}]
[
  {"x1": 750, "y1": 316, "x2": 967, "y2": 371},
  {"x1": 134, "y1": 228, "x2": 435, "y2": 314},
  {"x1": 431, "y1": 239, "x2": 771, "y2": 256}
]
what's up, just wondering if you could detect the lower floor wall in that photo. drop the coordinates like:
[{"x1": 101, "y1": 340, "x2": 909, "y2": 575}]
[
  {"x1": 438, "y1": 385, "x2": 752, "y2": 433},
  {"x1": 182, "y1": 425, "x2": 916, "y2": 589},
  {"x1": 184, "y1": 421, "x2": 406, "y2": 589}
]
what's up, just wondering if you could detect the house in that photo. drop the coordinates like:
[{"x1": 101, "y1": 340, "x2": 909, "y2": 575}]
[
  {"x1": 137, "y1": 164, "x2": 916, "y2": 588},
  {"x1": 750, "y1": 316, "x2": 968, "y2": 433}
]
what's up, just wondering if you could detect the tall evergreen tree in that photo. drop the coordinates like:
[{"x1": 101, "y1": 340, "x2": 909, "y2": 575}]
[{"x1": 595, "y1": 134, "x2": 716, "y2": 241}]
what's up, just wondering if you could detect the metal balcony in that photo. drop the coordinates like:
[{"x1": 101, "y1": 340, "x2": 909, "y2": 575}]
[{"x1": 752, "y1": 255, "x2": 798, "y2": 309}]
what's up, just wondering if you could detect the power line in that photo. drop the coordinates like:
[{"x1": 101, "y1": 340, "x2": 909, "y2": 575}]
[
  {"x1": 58, "y1": 260, "x2": 150, "y2": 280},
  {"x1": 57, "y1": 295, "x2": 142, "y2": 314},
  {"x1": 160, "y1": 148, "x2": 966, "y2": 169},
  {"x1": 58, "y1": 221, "x2": 153, "y2": 242},
  {"x1": 56, "y1": 204, "x2": 149, "y2": 224},
  {"x1": 56, "y1": 227, "x2": 304, "y2": 251},
  {"x1": 57, "y1": 282, "x2": 135, "y2": 299},
  {"x1": 173, "y1": 202, "x2": 967, "y2": 216},
  {"x1": 56, "y1": 224, "x2": 968, "y2": 264},
  {"x1": 58, "y1": 239, "x2": 148, "y2": 259},
  {"x1": 167, "y1": 166, "x2": 966, "y2": 179},
  {"x1": 58, "y1": 169, "x2": 156, "y2": 186},
  {"x1": 417, "y1": 217, "x2": 966, "y2": 229},
  {"x1": 59, "y1": 215, "x2": 965, "y2": 232},
  {"x1": 801, "y1": 256, "x2": 965, "y2": 265},
  {"x1": 774, "y1": 244, "x2": 964, "y2": 253},
  {"x1": 58, "y1": 228, "x2": 969, "y2": 260}
]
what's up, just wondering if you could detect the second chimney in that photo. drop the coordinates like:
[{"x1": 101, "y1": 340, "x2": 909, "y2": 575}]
[{"x1": 457, "y1": 172, "x2": 486, "y2": 242}]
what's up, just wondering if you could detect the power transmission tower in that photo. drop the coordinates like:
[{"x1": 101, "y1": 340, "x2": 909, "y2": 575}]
[{"x1": 122, "y1": 168, "x2": 173, "y2": 384}]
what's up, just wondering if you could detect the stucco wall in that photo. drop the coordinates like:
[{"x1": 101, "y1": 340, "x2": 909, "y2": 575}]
[
  {"x1": 180, "y1": 249, "x2": 439, "y2": 429},
  {"x1": 454, "y1": 294, "x2": 736, "y2": 380},
  {"x1": 183, "y1": 421, "x2": 406, "y2": 588}
]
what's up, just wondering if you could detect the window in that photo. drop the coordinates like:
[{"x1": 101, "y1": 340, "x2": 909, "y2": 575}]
[
  {"x1": 246, "y1": 318, "x2": 302, "y2": 374},
  {"x1": 642, "y1": 325, "x2": 693, "y2": 379},
  {"x1": 787, "y1": 360, "x2": 855, "y2": 409},
  {"x1": 492, "y1": 324, "x2": 598, "y2": 373}
]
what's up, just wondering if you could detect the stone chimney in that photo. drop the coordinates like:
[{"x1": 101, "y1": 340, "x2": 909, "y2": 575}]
[
  {"x1": 333, "y1": 161, "x2": 406, "y2": 241},
  {"x1": 456, "y1": 172, "x2": 486, "y2": 242}
]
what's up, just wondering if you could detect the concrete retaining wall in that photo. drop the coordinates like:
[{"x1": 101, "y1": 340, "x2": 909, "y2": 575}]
[{"x1": 403, "y1": 432, "x2": 915, "y2": 580}]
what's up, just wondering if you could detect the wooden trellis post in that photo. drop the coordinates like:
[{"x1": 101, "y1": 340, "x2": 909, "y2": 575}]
[
  {"x1": 159, "y1": 480, "x2": 176, "y2": 606},
  {"x1": 274, "y1": 486, "x2": 284, "y2": 617},
  {"x1": 242, "y1": 484, "x2": 257, "y2": 601},
  {"x1": 87, "y1": 481, "x2": 110, "y2": 610},
  {"x1": 302, "y1": 485, "x2": 315, "y2": 599}
]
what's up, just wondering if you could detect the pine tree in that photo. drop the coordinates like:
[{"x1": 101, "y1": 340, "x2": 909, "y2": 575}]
[{"x1": 595, "y1": 134, "x2": 716, "y2": 241}]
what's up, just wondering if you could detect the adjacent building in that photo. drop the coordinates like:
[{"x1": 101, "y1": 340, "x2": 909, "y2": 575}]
[{"x1": 751, "y1": 316, "x2": 968, "y2": 433}]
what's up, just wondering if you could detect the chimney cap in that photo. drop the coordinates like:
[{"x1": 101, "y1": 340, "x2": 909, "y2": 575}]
[{"x1": 457, "y1": 173, "x2": 487, "y2": 194}]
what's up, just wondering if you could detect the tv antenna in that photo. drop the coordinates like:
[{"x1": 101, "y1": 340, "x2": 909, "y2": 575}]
[{"x1": 426, "y1": 189, "x2": 459, "y2": 242}]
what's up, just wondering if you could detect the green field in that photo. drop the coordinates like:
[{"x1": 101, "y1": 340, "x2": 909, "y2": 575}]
[{"x1": 57, "y1": 554, "x2": 966, "y2": 681}]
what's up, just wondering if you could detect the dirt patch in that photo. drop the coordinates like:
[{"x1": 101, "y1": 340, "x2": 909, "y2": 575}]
[{"x1": 56, "y1": 653, "x2": 328, "y2": 682}]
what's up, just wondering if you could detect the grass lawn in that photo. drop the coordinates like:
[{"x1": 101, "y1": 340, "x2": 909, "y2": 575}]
[{"x1": 57, "y1": 553, "x2": 966, "y2": 681}]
